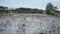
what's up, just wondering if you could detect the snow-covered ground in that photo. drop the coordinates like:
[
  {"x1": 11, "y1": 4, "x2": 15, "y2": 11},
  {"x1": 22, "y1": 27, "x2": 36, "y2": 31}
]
[{"x1": 0, "y1": 13, "x2": 60, "y2": 34}]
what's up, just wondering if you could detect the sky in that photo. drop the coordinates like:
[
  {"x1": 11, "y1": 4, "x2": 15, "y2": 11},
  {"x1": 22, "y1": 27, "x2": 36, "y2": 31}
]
[{"x1": 0, "y1": 0, "x2": 60, "y2": 10}]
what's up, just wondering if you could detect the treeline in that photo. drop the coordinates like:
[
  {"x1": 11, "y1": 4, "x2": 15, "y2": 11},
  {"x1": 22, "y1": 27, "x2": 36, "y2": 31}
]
[
  {"x1": 0, "y1": 6, "x2": 44, "y2": 13},
  {"x1": 0, "y1": 2, "x2": 60, "y2": 15},
  {"x1": 14, "y1": 8, "x2": 43, "y2": 13}
]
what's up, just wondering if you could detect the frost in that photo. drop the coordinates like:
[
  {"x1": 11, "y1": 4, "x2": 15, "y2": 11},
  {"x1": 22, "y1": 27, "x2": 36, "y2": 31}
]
[{"x1": 0, "y1": 14, "x2": 60, "y2": 34}]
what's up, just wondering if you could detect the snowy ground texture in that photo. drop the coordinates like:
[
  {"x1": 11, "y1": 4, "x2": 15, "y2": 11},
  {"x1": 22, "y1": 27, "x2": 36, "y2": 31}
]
[{"x1": 0, "y1": 13, "x2": 60, "y2": 34}]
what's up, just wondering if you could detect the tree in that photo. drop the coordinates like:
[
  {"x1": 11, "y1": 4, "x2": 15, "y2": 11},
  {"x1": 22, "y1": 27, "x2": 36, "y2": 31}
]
[
  {"x1": 0, "y1": 6, "x2": 8, "y2": 10},
  {"x1": 0, "y1": 6, "x2": 8, "y2": 13},
  {"x1": 46, "y1": 3, "x2": 57, "y2": 15}
]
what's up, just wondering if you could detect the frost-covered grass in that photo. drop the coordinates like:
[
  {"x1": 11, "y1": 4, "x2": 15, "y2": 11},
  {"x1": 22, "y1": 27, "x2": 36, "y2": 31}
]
[{"x1": 0, "y1": 13, "x2": 60, "y2": 34}]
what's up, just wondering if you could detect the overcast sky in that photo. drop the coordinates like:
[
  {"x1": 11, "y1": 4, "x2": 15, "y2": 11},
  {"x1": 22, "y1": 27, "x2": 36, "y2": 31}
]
[{"x1": 0, "y1": 0, "x2": 60, "y2": 10}]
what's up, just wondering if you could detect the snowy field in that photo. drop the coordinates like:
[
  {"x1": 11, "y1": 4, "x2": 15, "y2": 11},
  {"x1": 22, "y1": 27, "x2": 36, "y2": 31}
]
[{"x1": 0, "y1": 13, "x2": 60, "y2": 34}]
